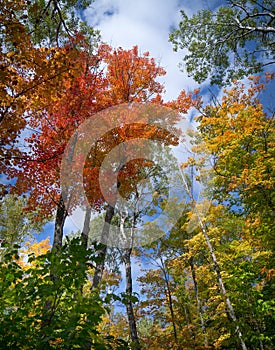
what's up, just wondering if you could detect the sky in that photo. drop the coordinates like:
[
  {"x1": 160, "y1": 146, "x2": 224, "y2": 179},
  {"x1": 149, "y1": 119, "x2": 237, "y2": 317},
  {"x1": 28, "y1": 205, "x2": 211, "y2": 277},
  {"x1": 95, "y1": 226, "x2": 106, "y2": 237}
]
[{"x1": 84, "y1": 0, "x2": 220, "y2": 101}]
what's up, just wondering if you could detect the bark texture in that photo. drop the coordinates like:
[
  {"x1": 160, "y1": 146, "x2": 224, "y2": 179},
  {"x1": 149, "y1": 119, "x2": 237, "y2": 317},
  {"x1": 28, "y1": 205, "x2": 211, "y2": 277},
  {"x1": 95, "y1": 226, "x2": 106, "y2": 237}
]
[
  {"x1": 124, "y1": 247, "x2": 141, "y2": 350},
  {"x1": 81, "y1": 206, "x2": 92, "y2": 249},
  {"x1": 52, "y1": 194, "x2": 67, "y2": 250},
  {"x1": 92, "y1": 203, "x2": 115, "y2": 289}
]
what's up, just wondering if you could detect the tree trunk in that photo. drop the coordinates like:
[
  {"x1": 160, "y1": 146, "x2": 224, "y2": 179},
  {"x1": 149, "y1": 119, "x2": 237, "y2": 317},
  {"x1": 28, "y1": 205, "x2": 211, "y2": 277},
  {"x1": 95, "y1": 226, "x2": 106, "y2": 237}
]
[
  {"x1": 92, "y1": 203, "x2": 115, "y2": 289},
  {"x1": 52, "y1": 193, "x2": 67, "y2": 250},
  {"x1": 119, "y1": 209, "x2": 141, "y2": 349},
  {"x1": 199, "y1": 221, "x2": 247, "y2": 350},
  {"x1": 42, "y1": 194, "x2": 67, "y2": 341},
  {"x1": 124, "y1": 247, "x2": 141, "y2": 350},
  {"x1": 81, "y1": 206, "x2": 92, "y2": 249},
  {"x1": 180, "y1": 168, "x2": 248, "y2": 350},
  {"x1": 91, "y1": 153, "x2": 126, "y2": 289}
]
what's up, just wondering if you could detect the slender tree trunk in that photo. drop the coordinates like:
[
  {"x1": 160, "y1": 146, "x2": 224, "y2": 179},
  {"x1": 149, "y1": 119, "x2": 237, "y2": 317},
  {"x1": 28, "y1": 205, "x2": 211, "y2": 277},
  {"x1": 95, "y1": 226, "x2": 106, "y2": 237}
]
[
  {"x1": 91, "y1": 146, "x2": 127, "y2": 289},
  {"x1": 123, "y1": 247, "x2": 141, "y2": 350},
  {"x1": 199, "y1": 220, "x2": 247, "y2": 350},
  {"x1": 52, "y1": 193, "x2": 67, "y2": 250},
  {"x1": 119, "y1": 209, "x2": 141, "y2": 349},
  {"x1": 160, "y1": 257, "x2": 178, "y2": 346},
  {"x1": 180, "y1": 168, "x2": 248, "y2": 350},
  {"x1": 81, "y1": 206, "x2": 92, "y2": 249},
  {"x1": 92, "y1": 203, "x2": 115, "y2": 289},
  {"x1": 189, "y1": 257, "x2": 208, "y2": 348},
  {"x1": 167, "y1": 284, "x2": 178, "y2": 344}
]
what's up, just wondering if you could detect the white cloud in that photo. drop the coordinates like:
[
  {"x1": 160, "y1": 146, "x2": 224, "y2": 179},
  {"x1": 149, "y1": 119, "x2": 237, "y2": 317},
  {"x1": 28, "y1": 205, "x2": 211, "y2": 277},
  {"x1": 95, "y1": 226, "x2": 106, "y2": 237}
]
[{"x1": 85, "y1": 0, "x2": 205, "y2": 101}]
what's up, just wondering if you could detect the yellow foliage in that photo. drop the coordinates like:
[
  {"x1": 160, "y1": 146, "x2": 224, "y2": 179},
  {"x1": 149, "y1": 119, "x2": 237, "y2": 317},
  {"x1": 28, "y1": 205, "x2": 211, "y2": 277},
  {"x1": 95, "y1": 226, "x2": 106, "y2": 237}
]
[
  {"x1": 17, "y1": 238, "x2": 51, "y2": 269},
  {"x1": 49, "y1": 338, "x2": 63, "y2": 346},
  {"x1": 213, "y1": 332, "x2": 231, "y2": 349}
]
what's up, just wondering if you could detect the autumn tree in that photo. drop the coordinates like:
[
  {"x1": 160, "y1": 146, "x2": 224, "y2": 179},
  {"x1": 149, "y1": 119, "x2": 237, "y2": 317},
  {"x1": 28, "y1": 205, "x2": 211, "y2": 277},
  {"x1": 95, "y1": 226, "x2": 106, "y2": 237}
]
[
  {"x1": 14, "y1": 44, "x2": 166, "y2": 234},
  {"x1": 181, "y1": 75, "x2": 275, "y2": 348},
  {"x1": 196, "y1": 75, "x2": 275, "y2": 252},
  {"x1": 170, "y1": 0, "x2": 275, "y2": 85},
  {"x1": 15, "y1": 44, "x2": 192, "y2": 258},
  {"x1": 7, "y1": 49, "x2": 193, "y2": 350},
  {"x1": 0, "y1": 0, "x2": 98, "y2": 197}
]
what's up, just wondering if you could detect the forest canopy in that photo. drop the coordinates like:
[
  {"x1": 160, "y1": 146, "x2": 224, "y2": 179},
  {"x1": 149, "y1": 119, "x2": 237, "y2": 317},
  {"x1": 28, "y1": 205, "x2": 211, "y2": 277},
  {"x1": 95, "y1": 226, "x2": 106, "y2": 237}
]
[{"x1": 0, "y1": 1, "x2": 274, "y2": 349}]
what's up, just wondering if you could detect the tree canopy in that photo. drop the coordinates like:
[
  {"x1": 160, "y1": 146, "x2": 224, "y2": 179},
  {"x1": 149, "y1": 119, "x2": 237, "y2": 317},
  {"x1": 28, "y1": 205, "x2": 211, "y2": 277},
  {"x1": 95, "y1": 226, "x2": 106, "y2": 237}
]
[
  {"x1": 1, "y1": 1, "x2": 275, "y2": 349},
  {"x1": 170, "y1": 0, "x2": 275, "y2": 85}
]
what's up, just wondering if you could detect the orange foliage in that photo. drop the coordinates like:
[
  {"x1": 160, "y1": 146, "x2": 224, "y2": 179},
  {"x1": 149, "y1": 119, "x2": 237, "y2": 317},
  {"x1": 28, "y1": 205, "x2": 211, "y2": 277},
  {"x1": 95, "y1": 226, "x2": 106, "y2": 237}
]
[{"x1": 12, "y1": 44, "x2": 193, "y2": 218}]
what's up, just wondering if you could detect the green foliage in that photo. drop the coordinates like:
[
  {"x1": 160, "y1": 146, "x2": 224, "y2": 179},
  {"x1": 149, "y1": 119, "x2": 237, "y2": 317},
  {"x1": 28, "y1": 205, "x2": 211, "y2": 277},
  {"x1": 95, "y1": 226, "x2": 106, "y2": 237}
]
[
  {"x1": 0, "y1": 238, "x2": 129, "y2": 349},
  {"x1": 0, "y1": 194, "x2": 45, "y2": 246},
  {"x1": 25, "y1": 0, "x2": 99, "y2": 46},
  {"x1": 170, "y1": 0, "x2": 275, "y2": 85}
]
